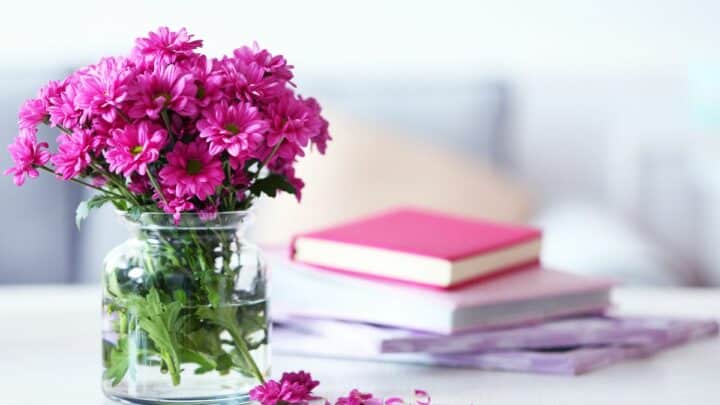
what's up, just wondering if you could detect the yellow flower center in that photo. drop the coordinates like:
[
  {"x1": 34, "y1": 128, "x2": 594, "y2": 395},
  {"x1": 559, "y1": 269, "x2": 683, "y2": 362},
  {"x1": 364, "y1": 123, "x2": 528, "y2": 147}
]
[
  {"x1": 156, "y1": 92, "x2": 172, "y2": 107},
  {"x1": 224, "y1": 123, "x2": 240, "y2": 135},
  {"x1": 186, "y1": 159, "x2": 202, "y2": 175},
  {"x1": 130, "y1": 145, "x2": 144, "y2": 155},
  {"x1": 196, "y1": 86, "x2": 206, "y2": 100}
]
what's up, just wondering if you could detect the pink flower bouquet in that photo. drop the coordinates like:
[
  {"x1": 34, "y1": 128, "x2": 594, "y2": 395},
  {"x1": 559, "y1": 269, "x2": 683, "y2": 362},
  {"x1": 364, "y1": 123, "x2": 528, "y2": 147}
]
[
  {"x1": 6, "y1": 26, "x2": 329, "y2": 223},
  {"x1": 5, "y1": 27, "x2": 330, "y2": 404}
]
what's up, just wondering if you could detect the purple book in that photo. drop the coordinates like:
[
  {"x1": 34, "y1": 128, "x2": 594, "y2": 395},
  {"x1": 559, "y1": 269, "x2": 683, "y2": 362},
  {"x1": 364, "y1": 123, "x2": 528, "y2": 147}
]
[
  {"x1": 274, "y1": 316, "x2": 719, "y2": 354},
  {"x1": 381, "y1": 317, "x2": 719, "y2": 354},
  {"x1": 272, "y1": 316, "x2": 718, "y2": 375}
]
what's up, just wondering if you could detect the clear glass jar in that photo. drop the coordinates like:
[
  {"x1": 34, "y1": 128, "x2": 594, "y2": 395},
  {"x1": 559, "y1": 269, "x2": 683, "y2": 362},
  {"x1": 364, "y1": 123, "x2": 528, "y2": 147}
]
[{"x1": 101, "y1": 211, "x2": 269, "y2": 404}]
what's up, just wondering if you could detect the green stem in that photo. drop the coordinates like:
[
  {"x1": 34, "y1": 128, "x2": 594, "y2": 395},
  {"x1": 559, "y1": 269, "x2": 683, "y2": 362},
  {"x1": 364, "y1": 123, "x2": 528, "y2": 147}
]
[
  {"x1": 222, "y1": 161, "x2": 236, "y2": 210},
  {"x1": 89, "y1": 163, "x2": 142, "y2": 206},
  {"x1": 160, "y1": 109, "x2": 175, "y2": 138},
  {"x1": 163, "y1": 350, "x2": 182, "y2": 386},
  {"x1": 218, "y1": 230, "x2": 232, "y2": 275},
  {"x1": 114, "y1": 106, "x2": 131, "y2": 123},
  {"x1": 250, "y1": 136, "x2": 285, "y2": 184},
  {"x1": 50, "y1": 122, "x2": 142, "y2": 208},
  {"x1": 56, "y1": 125, "x2": 73, "y2": 135},
  {"x1": 37, "y1": 165, "x2": 125, "y2": 199},
  {"x1": 142, "y1": 251, "x2": 156, "y2": 274},
  {"x1": 51, "y1": 124, "x2": 140, "y2": 204},
  {"x1": 228, "y1": 328, "x2": 265, "y2": 384},
  {"x1": 147, "y1": 170, "x2": 168, "y2": 206},
  {"x1": 192, "y1": 236, "x2": 209, "y2": 273}
]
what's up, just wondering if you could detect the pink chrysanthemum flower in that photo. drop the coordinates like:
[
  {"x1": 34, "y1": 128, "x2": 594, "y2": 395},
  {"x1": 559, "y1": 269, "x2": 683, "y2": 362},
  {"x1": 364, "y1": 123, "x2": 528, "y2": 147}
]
[
  {"x1": 154, "y1": 186, "x2": 195, "y2": 223},
  {"x1": 3, "y1": 131, "x2": 51, "y2": 186},
  {"x1": 180, "y1": 55, "x2": 225, "y2": 108},
  {"x1": 92, "y1": 175, "x2": 108, "y2": 187},
  {"x1": 127, "y1": 173, "x2": 151, "y2": 195},
  {"x1": 280, "y1": 371, "x2": 319, "y2": 394},
  {"x1": 197, "y1": 100, "x2": 268, "y2": 156},
  {"x1": 264, "y1": 154, "x2": 304, "y2": 201},
  {"x1": 165, "y1": 111, "x2": 200, "y2": 139},
  {"x1": 47, "y1": 82, "x2": 83, "y2": 130},
  {"x1": 75, "y1": 57, "x2": 133, "y2": 123},
  {"x1": 159, "y1": 139, "x2": 224, "y2": 200},
  {"x1": 280, "y1": 371, "x2": 317, "y2": 387},
  {"x1": 228, "y1": 44, "x2": 294, "y2": 102},
  {"x1": 221, "y1": 166, "x2": 250, "y2": 202},
  {"x1": 18, "y1": 98, "x2": 48, "y2": 131},
  {"x1": 314, "y1": 123, "x2": 331, "y2": 154},
  {"x1": 218, "y1": 51, "x2": 290, "y2": 103},
  {"x1": 132, "y1": 27, "x2": 203, "y2": 64},
  {"x1": 5, "y1": 26, "x2": 331, "y2": 218},
  {"x1": 335, "y1": 389, "x2": 382, "y2": 405},
  {"x1": 231, "y1": 166, "x2": 250, "y2": 187},
  {"x1": 197, "y1": 199, "x2": 219, "y2": 221},
  {"x1": 412, "y1": 389, "x2": 431, "y2": 405},
  {"x1": 89, "y1": 118, "x2": 121, "y2": 152},
  {"x1": 249, "y1": 370, "x2": 319, "y2": 405},
  {"x1": 233, "y1": 44, "x2": 294, "y2": 84},
  {"x1": 249, "y1": 380, "x2": 287, "y2": 405},
  {"x1": 266, "y1": 94, "x2": 323, "y2": 149},
  {"x1": 51, "y1": 129, "x2": 95, "y2": 180},
  {"x1": 105, "y1": 121, "x2": 167, "y2": 177},
  {"x1": 128, "y1": 174, "x2": 152, "y2": 195},
  {"x1": 303, "y1": 97, "x2": 331, "y2": 154},
  {"x1": 269, "y1": 139, "x2": 305, "y2": 161},
  {"x1": 39, "y1": 79, "x2": 67, "y2": 103},
  {"x1": 281, "y1": 166, "x2": 304, "y2": 202},
  {"x1": 128, "y1": 63, "x2": 198, "y2": 120}
]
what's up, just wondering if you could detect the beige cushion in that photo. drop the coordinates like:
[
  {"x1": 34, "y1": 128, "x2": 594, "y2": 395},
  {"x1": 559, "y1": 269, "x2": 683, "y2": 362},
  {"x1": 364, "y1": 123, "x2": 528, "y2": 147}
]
[{"x1": 252, "y1": 111, "x2": 533, "y2": 244}]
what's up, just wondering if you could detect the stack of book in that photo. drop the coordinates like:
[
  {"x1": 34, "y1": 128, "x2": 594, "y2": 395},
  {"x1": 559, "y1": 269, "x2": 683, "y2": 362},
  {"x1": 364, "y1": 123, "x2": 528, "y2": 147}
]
[{"x1": 269, "y1": 208, "x2": 718, "y2": 375}]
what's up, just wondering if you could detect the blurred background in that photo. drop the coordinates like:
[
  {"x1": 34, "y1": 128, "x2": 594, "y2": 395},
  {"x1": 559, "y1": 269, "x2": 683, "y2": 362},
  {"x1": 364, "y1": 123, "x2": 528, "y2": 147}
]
[{"x1": 2, "y1": 0, "x2": 720, "y2": 286}]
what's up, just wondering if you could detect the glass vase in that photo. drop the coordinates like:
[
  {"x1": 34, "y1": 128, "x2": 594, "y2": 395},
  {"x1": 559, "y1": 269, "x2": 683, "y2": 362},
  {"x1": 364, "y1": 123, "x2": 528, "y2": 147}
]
[{"x1": 101, "y1": 211, "x2": 269, "y2": 404}]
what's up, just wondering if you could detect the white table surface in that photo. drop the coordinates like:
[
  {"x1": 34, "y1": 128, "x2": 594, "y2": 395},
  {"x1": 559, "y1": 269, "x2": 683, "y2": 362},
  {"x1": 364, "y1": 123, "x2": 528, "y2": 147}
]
[{"x1": 0, "y1": 285, "x2": 718, "y2": 405}]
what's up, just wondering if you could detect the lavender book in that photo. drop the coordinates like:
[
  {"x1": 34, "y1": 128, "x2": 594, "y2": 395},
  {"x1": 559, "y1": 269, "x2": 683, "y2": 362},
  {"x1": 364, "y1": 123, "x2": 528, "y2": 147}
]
[{"x1": 272, "y1": 316, "x2": 718, "y2": 375}]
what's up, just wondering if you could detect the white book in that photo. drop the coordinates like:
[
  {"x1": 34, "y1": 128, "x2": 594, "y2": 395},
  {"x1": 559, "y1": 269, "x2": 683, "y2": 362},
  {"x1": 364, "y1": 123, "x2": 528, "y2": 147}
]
[{"x1": 268, "y1": 250, "x2": 613, "y2": 334}]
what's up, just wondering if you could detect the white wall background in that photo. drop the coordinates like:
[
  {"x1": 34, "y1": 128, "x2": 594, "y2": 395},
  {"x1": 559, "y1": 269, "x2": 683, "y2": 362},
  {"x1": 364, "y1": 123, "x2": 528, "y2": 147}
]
[
  {"x1": 1, "y1": 0, "x2": 718, "y2": 77},
  {"x1": 3, "y1": 0, "x2": 720, "y2": 284}
]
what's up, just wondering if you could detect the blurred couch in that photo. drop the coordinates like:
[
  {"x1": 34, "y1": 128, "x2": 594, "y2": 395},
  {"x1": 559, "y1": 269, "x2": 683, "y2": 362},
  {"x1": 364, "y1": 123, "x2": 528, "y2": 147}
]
[
  {"x1": 3, "y1": 70, "x2": 719, "y2": 286},
  {"x1": 512, "y1": 75, "x2": 720, "y2": 286},
  {"x1": 0, "y1": 69, "x2": 83, "y2": 283},
  {"x1": 0, "y1": 77, "x2": 516, "y2": 283},
  {"x1": 252, "y1": 110, "x2": 532, "y2": 244}
]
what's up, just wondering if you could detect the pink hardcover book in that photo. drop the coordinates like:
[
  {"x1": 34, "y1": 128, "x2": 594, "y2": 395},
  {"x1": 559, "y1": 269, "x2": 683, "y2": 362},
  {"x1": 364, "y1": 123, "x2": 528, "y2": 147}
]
[
  {"x1": 270, "y1": 250, "x2": 614, "y2": 334},
  {"x1": 291, "y1": 207, "x2": 542, "y2": 289}
]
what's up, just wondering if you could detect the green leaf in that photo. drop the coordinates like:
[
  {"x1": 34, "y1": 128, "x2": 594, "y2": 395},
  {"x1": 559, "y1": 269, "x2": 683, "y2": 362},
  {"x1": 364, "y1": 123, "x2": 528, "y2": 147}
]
[
  {"x1": 103, "y1": 337, "x2": 129, "y2": 386},
  {"x1": 215, "y1": 352, "x2": 234, "y2": 374},
  {"x1": 237, "y1": 305, "x2": 268, "y2": 350},
  {"x1": 207, "y1": 289, "x2": 220, "y2": 307},
  {"x1": 249, "y1": 173, "x2": 296, "y2": 198},
  {"x1": 196, "y1": 306, "x2": 236, "y2": 334},
  {"x1": 126, "y1": 206, "x2": 143, "y2": 222},
  {"x1": 127, "y1": 288, "x2": 186, "y2": 386},
  {"x1": 229, "y1": 349, "x2": 255, "y2": 377},
  {"x1": 186, "y1": 328, "x2": 224, "y2": 356},
  {"x1": 178, "y1": 348, "x2": 217, "y2": 375},
  {"x1": 75, "y1": 200, "x2": 90, "y2": 229},
  {"x1": 105, "y1": 269, "x2": 123, "y2": 299},
  {"x1": 173, "y1": 289, "x2": 187, "y2": 305},
  {"x1": 196, "y1": 305, "x2": 267, "y2": 379},
  {"x1": 75, "y1": 193, "x2": 115, "y2": 228},
  {"x1": 243, "y1": 158, "x2": 260, "y2": 173}
]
